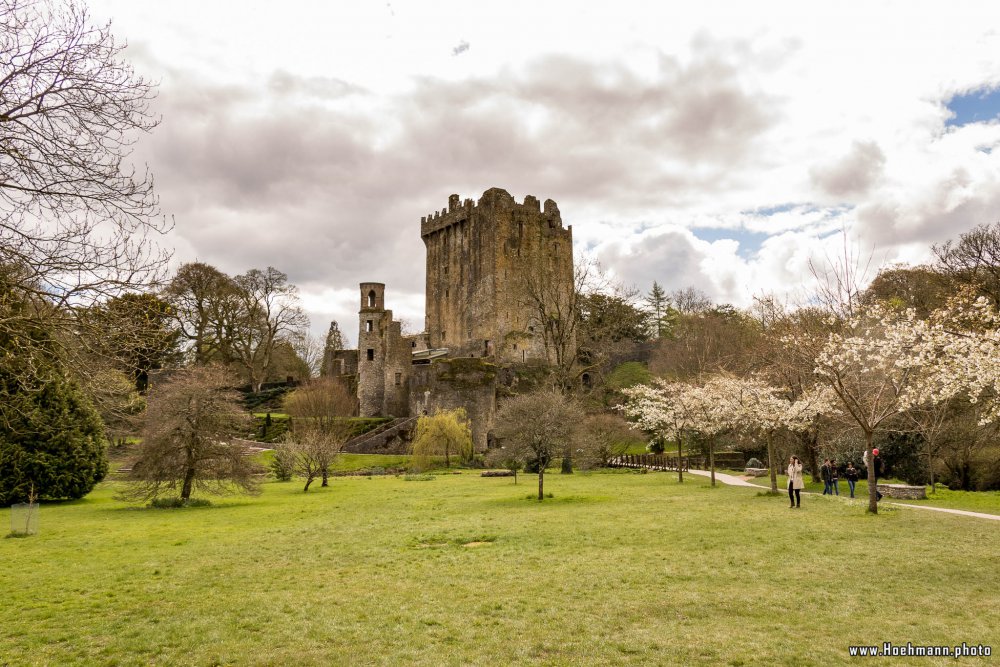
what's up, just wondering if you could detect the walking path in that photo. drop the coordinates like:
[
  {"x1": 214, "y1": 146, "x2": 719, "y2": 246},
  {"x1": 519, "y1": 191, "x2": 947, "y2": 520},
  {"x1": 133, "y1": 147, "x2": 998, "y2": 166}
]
[
  {"x1": 687, "y1": 469, "x2": 759, "y2": 488},
  {"x1": 687, "y1": 469, "x2": 1000, "y2": 522}
]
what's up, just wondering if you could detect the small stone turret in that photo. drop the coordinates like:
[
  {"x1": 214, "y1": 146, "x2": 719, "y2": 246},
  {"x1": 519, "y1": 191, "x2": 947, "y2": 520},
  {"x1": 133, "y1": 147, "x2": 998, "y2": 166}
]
[{"x1": 358, "y1": 283, "x2": 387, "y2": 416}]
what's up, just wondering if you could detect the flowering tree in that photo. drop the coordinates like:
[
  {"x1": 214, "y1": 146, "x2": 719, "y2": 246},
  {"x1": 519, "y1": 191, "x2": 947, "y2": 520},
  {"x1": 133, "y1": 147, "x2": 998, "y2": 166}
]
[
  {"x1": 723, "y1": 376, "x2": 794, "y2": 492},
  {"x1": 686, "y1": 377, "x2": 740, "y2": 487},
  {"x1": 620, "y1": 379, "x2": 699, "y2": 483},
  {"x1": 789, "y1": 305, "x2": 935, "y2": 513}
]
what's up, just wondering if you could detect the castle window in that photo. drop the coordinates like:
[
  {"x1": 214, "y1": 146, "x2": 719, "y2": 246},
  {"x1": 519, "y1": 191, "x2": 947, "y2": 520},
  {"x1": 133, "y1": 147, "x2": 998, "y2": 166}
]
[
  {"x1": 394, "y1": 373, "x2": 402, "y2": 386},
  {"x1": 366, "y1": 320, "x2": 373, "y2": 333},
  {"x1": 411, "y1": 341, "x2": 416, "y2": 348},
  {"x1": 366, "y1": 349, "x2": 374, "y2": 361},
  {"x1": 367, "y1": 290, "x2": 376, "y2": 308},
  {"x1": 442, "y1": 330, "x2": 446, "y2": 340},
  {"x1": 513, "y1": 343, "x2": 517, "y2": 351},
  {"x1": 445, "y1": 288, "x2": 449, "y2": 298},
  {"x1": 444, "y1": 265, "x2": 449, "y2": 275}
]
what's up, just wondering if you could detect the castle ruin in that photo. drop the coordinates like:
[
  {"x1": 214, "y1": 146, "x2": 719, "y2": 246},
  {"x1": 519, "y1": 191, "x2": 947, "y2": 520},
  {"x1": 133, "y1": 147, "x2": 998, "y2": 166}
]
[{"x1": 328, "y1": 187, "x2": 575, "y2": 452}]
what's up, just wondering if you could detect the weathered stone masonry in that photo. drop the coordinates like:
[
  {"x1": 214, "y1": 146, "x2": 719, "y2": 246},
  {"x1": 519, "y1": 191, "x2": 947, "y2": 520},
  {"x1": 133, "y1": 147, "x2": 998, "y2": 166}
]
[
  {"x1": 339, "y1": 188, "x2": 575, "y2": 452},
  {"x1": 422, "y1": 187, "x2": 574, "y2": 364}
]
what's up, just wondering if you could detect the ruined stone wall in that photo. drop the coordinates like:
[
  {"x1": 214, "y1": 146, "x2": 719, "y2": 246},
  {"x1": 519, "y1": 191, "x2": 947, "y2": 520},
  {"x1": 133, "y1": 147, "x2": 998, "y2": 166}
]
[
  {"x1": 421, "y1": 188, "x2": 574, "y2": 364},
  {"x1": 326, "y1": 349, "x2": 358, "y2": 377},
  {"x1": 382, "y1": 319, "x2": 410, "y2": 417},
  {"x1": 408, "y1": 358, "x2": 498, "y2": 452}
]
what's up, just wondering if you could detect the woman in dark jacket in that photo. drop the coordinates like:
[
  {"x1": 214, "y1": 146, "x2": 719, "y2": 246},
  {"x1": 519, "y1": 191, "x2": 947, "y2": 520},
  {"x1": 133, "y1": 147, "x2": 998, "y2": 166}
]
[{"x1": 844, "y1": 462, "x2": 859, "y2": 498}]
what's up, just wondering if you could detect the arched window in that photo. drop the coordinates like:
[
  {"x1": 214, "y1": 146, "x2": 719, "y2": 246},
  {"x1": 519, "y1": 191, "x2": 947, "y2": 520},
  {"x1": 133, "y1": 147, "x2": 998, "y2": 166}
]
[{"x1": 367, "y1": 290, "x2": 376, "y2": 308}]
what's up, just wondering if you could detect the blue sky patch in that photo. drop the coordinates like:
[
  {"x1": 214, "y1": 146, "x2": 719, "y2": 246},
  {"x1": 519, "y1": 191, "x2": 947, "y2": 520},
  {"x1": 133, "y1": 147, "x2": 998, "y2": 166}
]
[
  {"x1": 692, "y1": 227, "x2": 770, "y2": 257},
  {"x1": 745, "y1": 202, "x2": 801, "y2": 216},
  {"x1": 945, "y1": 87, "x2": 1000, "y2": 127}
]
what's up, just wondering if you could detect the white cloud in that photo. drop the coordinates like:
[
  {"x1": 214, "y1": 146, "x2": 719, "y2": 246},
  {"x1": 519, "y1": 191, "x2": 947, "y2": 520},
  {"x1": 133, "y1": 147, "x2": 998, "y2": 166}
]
[{"x1": 84, "y1": 0, "x2": 1000, "y2": 337}]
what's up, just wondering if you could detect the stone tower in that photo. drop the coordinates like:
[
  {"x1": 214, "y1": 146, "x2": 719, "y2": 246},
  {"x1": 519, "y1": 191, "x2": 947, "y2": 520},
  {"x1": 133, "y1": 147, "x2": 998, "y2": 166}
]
[
  {"x1": 357, "y1": 282, "x2": 410, "y2": 417},
  {"x1": 421, "y1": 187, "x2": 574, "y2": 363}
]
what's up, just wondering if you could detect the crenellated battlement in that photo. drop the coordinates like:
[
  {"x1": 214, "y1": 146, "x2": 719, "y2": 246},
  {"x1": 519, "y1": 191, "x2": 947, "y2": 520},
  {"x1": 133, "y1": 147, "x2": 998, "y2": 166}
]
[{"x1": 420, "y1": 187, "x2": 565, "y2": 238}]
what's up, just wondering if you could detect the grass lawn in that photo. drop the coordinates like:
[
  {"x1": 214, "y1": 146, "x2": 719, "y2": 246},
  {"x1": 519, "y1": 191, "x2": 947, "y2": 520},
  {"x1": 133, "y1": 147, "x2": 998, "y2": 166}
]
[
  {"x1": 2, "y1": 470, "x2": 998, "y2": 665},
  {"x1": 744, "y1": 472, "x2": 1000, "y2": 516}
]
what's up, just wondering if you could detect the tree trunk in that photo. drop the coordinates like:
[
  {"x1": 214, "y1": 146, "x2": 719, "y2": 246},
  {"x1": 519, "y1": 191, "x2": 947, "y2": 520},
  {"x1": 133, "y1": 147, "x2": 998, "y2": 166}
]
[
  {"x1": 677, "y1": 437, "x2": 684, "y2": 483},
  {"x1": 537, "y1": 467, "x2": 544, "y2": 500},
  {"x1": 766, "y1": 431, "x2": 777, "y2": 493},
  {"x1": 866, "y1": 431, "x2": 878, "y2": 514},
  {"x1": 181, "y1": 444, "x2": 196, "y2": 500},
  {"x1": 303, "y1": 473, "x2": 314, "y2": 492},
  {"x1": 803, "y1": 430, "x2": 821, "y2": 483},
  {"x1": 927, "y1": 440, "x2": 935, "y2": 494},
  {"x1": 321, "y1": 469, "x2": 329, "y2": 487},
  {"x1": 513, "y1": 469, "x2": 517, "y2": 485},
  {"x1": 709, "y1": 436, "x2": 716, "y2": 487},
  {"x1": 445, "y1": 442, "x2": 450, "y2": 468},
  {"x1": 181, "y1": 466, "x2": 195, "y2": 500}
]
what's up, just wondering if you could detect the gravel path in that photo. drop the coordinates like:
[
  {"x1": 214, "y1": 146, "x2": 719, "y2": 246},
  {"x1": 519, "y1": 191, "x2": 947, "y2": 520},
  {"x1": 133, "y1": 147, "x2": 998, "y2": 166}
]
[{"x1": 688, "y1": 469, "x2": 1000, "y2": 522}]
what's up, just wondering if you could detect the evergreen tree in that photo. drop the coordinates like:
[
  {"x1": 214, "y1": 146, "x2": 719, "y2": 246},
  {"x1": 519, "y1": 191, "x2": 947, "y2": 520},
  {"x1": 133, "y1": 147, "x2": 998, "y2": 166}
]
[
  {"x1": 319, "y1": 321, "x2": 346, "y2": 377},
  {"x1": 0, "y1": 275, "x2": 108, "y2": 504},
  {"x1": 644, "y1": 281, "x2": 674, "y2": 339}
]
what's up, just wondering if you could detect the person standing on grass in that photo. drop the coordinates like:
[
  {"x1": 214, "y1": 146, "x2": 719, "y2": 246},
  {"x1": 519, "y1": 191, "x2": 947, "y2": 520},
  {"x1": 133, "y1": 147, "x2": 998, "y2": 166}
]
[
  {"x1": 845, "y1": 462, "x2": 859, "y2": 498},
  {"x1": 863, "y1": 450, "x2": 884, "y2": 501},
  {"x1": 830, "y1": 459, "x2": 840, "y2": 496},
  {"x1": 787, "y1": 455, "x2": 804, "y2": 508},
  {"x1": 821, "y1": 458, "x2": 832, "y2": 495}
]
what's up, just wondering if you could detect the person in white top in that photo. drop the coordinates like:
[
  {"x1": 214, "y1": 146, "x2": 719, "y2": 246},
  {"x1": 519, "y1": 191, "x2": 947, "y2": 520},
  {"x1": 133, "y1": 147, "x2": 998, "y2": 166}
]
[{"x1": 787, "y1": 455, "x2": 804, "y2": 508}]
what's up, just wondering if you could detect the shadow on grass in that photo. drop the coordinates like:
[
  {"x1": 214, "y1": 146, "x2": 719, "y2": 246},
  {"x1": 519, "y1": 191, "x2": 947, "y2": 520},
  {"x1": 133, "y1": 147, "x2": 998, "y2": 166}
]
[
  {"x1": 102, "y1": 499, "x2": 259, "y2": 513},
  {"x1": 489, "y1": 493, "x2": 612, "y2": 507}
]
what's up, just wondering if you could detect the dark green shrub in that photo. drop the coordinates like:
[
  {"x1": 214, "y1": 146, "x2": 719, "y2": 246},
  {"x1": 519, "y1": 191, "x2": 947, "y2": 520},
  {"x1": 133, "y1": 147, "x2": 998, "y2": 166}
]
[{"x1": 0, "y1": 350, "x2": 108, "y2": 505}]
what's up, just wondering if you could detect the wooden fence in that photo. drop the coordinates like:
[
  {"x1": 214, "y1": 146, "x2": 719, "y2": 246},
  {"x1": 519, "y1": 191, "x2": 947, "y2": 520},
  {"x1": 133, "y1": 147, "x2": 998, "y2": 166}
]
[{"x1": 608, "y1": 454, "x2": 690, "y2": 472}]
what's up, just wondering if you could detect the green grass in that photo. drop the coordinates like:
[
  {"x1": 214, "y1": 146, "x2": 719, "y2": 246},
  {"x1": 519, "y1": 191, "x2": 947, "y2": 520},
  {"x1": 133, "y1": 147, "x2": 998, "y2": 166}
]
[
  {"x1": 745, "y1": 473, "x2": 1000, "y2": 516},
  {"x1": 1, "y1": 472, "x2": 998, "y2": 665},
  {"x1": 890, "y1": 487, "x2": 1000, "y2": 514}
]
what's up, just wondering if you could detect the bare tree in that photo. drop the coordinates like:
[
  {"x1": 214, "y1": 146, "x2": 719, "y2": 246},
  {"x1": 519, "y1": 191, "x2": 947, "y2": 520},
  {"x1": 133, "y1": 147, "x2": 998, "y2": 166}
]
[
  {"x1": 669, "y1": 286, "x2": 712, "y2": 315},
  {"x1": 520, "y1": 257, "x2": 638, "y2": 386},
  {"x1": 578, "y1": 413, "x2": 638, "y2": 468},
  {"x1": 520, "y1": 258, "x2": 590, "y2": 380},
  {"x1": 933, "y1": 222, "x2": 1000, "y2": 308},
  {"x1": 163, "y1": 262, "x2": 239, "y2": 365},
  {"x1": 0, "y1": 0, "x2": 169, "y2": 309},
  {"x1": 292, "y1": 332, "x2": 324, "y2": 378},
  {"x1": 284, "y1": 377, "x2": 355, "y2": 488},
  {"x1": 121, "y1": 365, "x2": 260, "y2": 503},
  {"x1": 807, "y1": 231, "x2": 876, "y2": 319},
  {"x1": 494, "y1": 388, "x2": 586, "y2": 500},
  {"x1": 231, "y1": 267, "x2": 309, "y2": 392}
]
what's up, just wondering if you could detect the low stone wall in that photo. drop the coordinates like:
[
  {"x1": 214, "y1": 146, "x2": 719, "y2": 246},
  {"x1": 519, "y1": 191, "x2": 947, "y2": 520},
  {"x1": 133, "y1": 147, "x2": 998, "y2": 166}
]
[
  {"x1": 744, "y1": 467, "x2": 769, "y2": 477},
  {"x1": 877, "y1": 483, "x2": 927, "y2": 500}
]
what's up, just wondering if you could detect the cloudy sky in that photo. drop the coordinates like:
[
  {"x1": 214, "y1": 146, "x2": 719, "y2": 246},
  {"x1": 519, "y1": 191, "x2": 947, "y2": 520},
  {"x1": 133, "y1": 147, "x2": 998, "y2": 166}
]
[{"x1": 89, "y1": 0, "x2": 1000, "y2": 343}]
